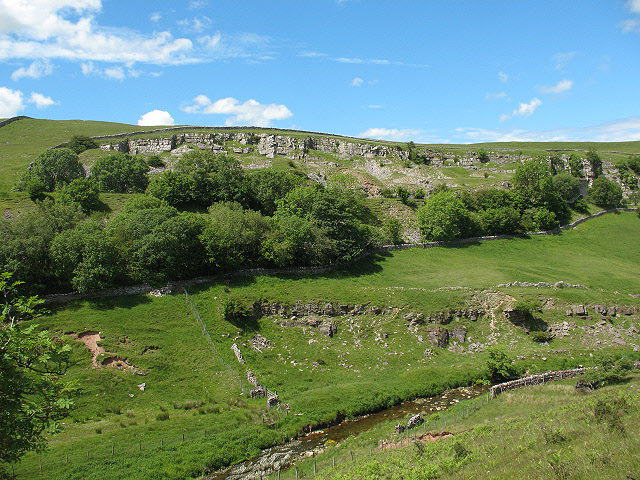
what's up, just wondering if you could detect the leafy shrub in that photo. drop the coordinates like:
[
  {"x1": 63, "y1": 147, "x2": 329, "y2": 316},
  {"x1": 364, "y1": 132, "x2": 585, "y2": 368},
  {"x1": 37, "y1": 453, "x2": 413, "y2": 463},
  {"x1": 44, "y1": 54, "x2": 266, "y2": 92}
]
[
  {"x1": 586, "y1": 149, "x2": 603, "y2": 178},
  {"x1": 380, "y1": 188, "x2": 395, "y2": 198},
  {"x1": 531, "y1": 330, "x2": 553, "y2": 343},
  {"x1": 58, "y1": 178, "x2": 100, "y2": 213},
  {"x1": 588, "y1": 176, "x2": 623, "y2": 209},
  {"x1": 19, "y1": 148, "x2": 85, "y2": 191},
  {"x1": 592, "y1": 396, "x2": 629, "y2": 432},
  {"x1": 146, "y1": 155, "x2": 165, "y2": 168},
  {"x1": 68, "y1": 135, "x2": 98, "y2": 154},
  {"x1": 222, "y1": 298, "x2": 255, "y2": 323},
  {"x1": 414, "y1": 188, "x2": 426, "y2": 199},
  {"x1": 552, "y1": 173, "x2": 581, "y2": 203},
  {"x1": 417, "y1": 190, "x2": 477, "y2": 241},
  {"x1": 94, "y1": 428, "x2": 102, "y2": 434},
  {"x1": 395, "y1": 186, "x2": 410, "y2": 204},
  {"x1": 568, "y1": 155, "x2": 584, "y2": 178},
  {"x1": 477, "y1": 149, "x2": 490, "y2": 163},
  {"x1": 26, "y1": 177, "x2": 46, "y2": 200},
  {"x1": 383, "y1": 218, "x2": 403, "y2": 245},
  {"x1": 577, "y1": 353, "x2": 632, "y2": 390},
  {"x1": 485, "y1": 347, "x2": 521, "y2": 383},
  {"x1": 91, "y1": 153, "x2": 149, "y2": 193}
]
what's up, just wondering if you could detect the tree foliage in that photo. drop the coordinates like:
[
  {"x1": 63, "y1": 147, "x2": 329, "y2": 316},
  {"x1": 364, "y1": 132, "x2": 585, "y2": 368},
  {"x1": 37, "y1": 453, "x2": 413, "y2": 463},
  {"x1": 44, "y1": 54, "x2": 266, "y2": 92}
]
[
  {"x1": 67, "y1": 135, "x2": 98, "y2": 154},
  {"x1": 18, "y1": 148, "x2": 85, "y2": 191},
  {"x1": 0, "y1": 273, "x2": 76, "y2": 475},
  {"x1": 588, "y1": 176, "x2": 623, "y2": 209},
  {"x1": 485, "y1": 347, "x2": 522, "y2": 383},
  {"x1": 417, "y1": 190, "x2": 476, "y2": 241},
  {"x1": 58, "y1": 177, "x2": 100, "y2": 213},
  {"x1": 90, "y1": 153, "x2": 149, "y2": 193}
]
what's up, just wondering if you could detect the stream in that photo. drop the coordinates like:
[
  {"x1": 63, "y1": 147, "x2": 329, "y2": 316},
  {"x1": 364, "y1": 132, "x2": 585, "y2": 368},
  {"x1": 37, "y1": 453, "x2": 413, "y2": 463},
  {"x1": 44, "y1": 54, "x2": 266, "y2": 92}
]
[{"x1": 208, "y1": 384, "x2": 487, "y2": 480}]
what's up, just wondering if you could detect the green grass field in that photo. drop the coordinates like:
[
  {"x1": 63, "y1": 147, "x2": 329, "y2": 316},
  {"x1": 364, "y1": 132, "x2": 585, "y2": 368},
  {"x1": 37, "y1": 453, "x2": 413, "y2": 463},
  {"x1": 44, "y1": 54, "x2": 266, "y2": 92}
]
[{"x1": 12, "y1": 212, "x2": 640, "y2": 480}]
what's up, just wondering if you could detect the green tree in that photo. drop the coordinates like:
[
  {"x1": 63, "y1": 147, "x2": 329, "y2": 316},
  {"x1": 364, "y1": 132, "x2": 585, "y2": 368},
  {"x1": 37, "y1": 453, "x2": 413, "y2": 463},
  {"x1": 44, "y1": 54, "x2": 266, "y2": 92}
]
[
  {"x1": 588, "y1": 176, "x2": 623, "y2": 209},
  {"x1": 58, "y1": 177, "x2": 100, "y2": 213},
  {"x1": 0, "y1": 273, "x2": 76, "y2": 476},
  {"x1": 50, "y1": 221, "x2": 123, "y2": 292},
  {"x1": 18, "y1": 148, "x2": 85, "y2": 191},
  {"x1": 568, "y1": 154, "x2": 584, "y2": 178},
  {"x1": 485, "y1": 347, "x2": 521, "y2": 383},
  {"x1": 549, "y1": 154, "x2": 564, "y2": 175},
  {"x1": 67, "y1": 135, "x2": 98, "y2": 154},
  {"x1": 477, "y1": 206, "x2": 522, "y2": 235},
  {"x1": 146, "y1": 170, "x2": 194, "y2": 208},
  {"x1": 199, "y1": 203, "x2": 271, "y2": 270},
  {"x1": 90, "y1": 153, "x2": 149, "y2": 193},
  {"x1": 586, "y1": 148, "x2": 603, "y2": 178},
  {"x1": 417, "y1": 190, "x2": 476, "y2": 241},
  {"x1": 477, "y1": 149, "x2": 490, "y2": 163},
  {"x1": 551, "y1": 172, "x2": 581, "y2": 203},
  {"x1": 383, "y1": 218, "x2": 404, "y2": 244},
  {"x1": 173, "y1": 150, "x2": 247, "y2": 207},
  {"x1": 246, "y1": 170, "x2": 305, "y2": 215},
  {"x1": 0, "y1": 201, "x2": 85, "y2": 291}
]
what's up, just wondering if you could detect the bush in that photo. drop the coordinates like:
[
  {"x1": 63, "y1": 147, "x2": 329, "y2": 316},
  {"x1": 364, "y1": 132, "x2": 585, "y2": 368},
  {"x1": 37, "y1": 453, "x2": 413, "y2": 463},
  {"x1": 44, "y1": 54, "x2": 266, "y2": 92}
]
[
  {"x1": 577, "y1": 353, "x2": 633, "y2": 391},
  {"x1": 19, "y1": 148, "x2": 85, "y2": 191},
  {"x1": 485, "y1": 347, "x2": 521, "y2": 383},
  {"x1": 222, "y1": 298, "x2": 255, "y2": 323},
  {"x1": 413, "y1": 188, "x2": 426, "y2": 199},
  {"x1": 146, "y1": 155, "x2": 165, "y2": 168},
  {"x1": 552, "y1": 173, "x2": 581, "y2": 203},
  {"x1": 26, "y1": 177, "x2": 46, "y2": 200},
  {"x1": 68, "y1": 135, "x2": 98, "y2": 154},
  {"x1": 568, "y1": 155, "x2": 584, "y2": 178},
  {"x1": 58, "y1": 178, "x2": 100, "y2": 212},
  {"x1": 380, "y1": 188, "x2": 395, "y2": 198},
  {"x1": 586, "y1": 149, "x2": 603, "y2": 178},
  {"x1": 91, "y1": 153, "x2": 149, "y2": 193},
  {"x1": 395, "y1": 186, "x2": 410, "y2": 204},
  {"x1": 477, "y1": 149, "x2": 490, "y2": 163},
  {"x1": 588, "y1": 176, "x2": 623, "y2": 209},
  {"x1": 383, "y1": 218, "x2": 403, "y2": 244},
  {"x1": 530, "y1": 330, "x2": 553, "y2": 343},
  {"x1": 417, "y1": 190, "x2": 476, "y2": 241}
]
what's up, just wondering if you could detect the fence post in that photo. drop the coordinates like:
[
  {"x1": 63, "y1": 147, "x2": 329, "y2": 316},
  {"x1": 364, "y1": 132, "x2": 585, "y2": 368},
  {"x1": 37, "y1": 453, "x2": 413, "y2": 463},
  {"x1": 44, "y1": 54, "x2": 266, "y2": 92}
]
[
  {"x1": 277, "y1": 468, "x2": 280, "y2": 480},
  {"x1": 333, "y1": 456, "x2": 336, "y2": 468},
  {"x1": 182, "y1": 433, "x2": 185, "y2": 442},
  {"x1": 314, "y1": 460, "x2": 317, "y2": 475},
  {"x1": 139, "y1": 442, "x2": 142, "y2": 451},
  {"x1": 161, "y1": 438, "x2": 164, "y2": 447}
]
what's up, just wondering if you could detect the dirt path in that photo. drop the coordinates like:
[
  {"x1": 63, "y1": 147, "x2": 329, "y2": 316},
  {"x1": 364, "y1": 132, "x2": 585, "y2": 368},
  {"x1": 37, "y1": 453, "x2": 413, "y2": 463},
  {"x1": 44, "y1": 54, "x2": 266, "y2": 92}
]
[{"x1": 75, "y1": 331, "x2": 104, "y2": 367}]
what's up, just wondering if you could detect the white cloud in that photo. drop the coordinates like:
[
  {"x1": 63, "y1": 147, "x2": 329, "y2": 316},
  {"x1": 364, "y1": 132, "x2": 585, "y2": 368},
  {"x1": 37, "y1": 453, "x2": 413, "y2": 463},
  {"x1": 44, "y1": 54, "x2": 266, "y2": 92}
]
[
  {"x1": 0, "y1": 0, "x2": 194, "y2": 65},
  {"x1": 621, "y1": 18, "x2": 640, "y2": 32},
  {"x1": 177, "y1": 16, "x2": 212, "y2": 33},
  {"x1": 0, "y1": 86, "x2": 24, "y2": 117},
  {"x1": 485, "y1": 92, "x2": 507, "y2": 100},
  {"x1": 621, "y1": 1, "x2": 640, "y2": 32},
  {"x1": 351, "y1": 77, "x2": 363, "y2": 87},
  {"x1": 11, "y1": 60, "x2": 53, "y2": 81},
  {"x1": 104, "y1": 66, "x2": 125, "y2": 80},
  {"x1": 181, "y1": 95, "x2": 293, "y2": 127},
  {"x1": 150, "y1": 12, "x2": 161, "y2": 22},
  {"x1": 188, "y1": 0, "x2": 207, "y2": 9},
  {"x1": 359, "y1": 128, "x2": 422, "y2": 141},
  {"x1": 137, "y1": 110, "x2": 175, "y2": 126},
  {"x1": 498, "y1": 71, "x2": 508, "y2": 83},
  {"x1": 539, "y1": 79, "x2": 573, "y2": 94},
  {"x1": 500, "y1": 97, "x2": 542, "y2": 121},
  {"x1": 367, "y1": 104, "x2": 383, "y2": 109},
  {"x1": 29, "y1": 92, "x2": 56, "y2": 108},
  {"x1": 454, "y1": 117, "x2": 640, "y2": 143},
  {"x1": 552, "y1": 51, "x2": 576, "y2": 71}
]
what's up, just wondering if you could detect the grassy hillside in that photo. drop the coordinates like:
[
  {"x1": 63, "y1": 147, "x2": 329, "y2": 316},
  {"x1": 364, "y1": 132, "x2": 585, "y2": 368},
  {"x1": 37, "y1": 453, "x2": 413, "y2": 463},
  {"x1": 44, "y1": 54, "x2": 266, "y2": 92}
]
[
  {"x1": 294, "y1": 375, "x2": 640, "y2": 480},
  {"x1": 13, "y1": 212, "x2": 640, "y2": 479}
]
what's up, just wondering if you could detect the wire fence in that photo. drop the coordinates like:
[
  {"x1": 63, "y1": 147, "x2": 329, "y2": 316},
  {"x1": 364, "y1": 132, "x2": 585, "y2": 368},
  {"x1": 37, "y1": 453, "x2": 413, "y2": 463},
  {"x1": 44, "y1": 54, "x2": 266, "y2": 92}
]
[{"x1": 184, "y1": 288, "x2": 247, "y2": 394}]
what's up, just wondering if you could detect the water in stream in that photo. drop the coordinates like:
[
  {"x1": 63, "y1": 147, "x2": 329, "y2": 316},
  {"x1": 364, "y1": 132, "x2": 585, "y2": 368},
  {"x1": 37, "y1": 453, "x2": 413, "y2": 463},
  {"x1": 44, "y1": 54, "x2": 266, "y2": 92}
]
[{"x1": 208, "y1": 384, "x2": 487, "y2": 480}]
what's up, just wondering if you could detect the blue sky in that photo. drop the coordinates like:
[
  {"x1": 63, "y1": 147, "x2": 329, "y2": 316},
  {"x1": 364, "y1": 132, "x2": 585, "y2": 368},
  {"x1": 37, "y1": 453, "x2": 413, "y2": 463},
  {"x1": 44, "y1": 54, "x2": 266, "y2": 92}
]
[{"x1": 1, "y1": 0, "x2": 639, "y2": 143}]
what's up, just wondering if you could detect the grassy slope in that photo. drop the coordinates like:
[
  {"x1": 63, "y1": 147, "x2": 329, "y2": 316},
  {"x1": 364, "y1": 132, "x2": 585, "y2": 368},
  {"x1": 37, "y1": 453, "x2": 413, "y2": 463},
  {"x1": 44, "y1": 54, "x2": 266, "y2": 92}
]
[
  {"x1": 13, "y1": 212, "x2": 640, "y2": 479},
  {"x1": 303, "y1": 375, "x2": 640, "y2": 480}
]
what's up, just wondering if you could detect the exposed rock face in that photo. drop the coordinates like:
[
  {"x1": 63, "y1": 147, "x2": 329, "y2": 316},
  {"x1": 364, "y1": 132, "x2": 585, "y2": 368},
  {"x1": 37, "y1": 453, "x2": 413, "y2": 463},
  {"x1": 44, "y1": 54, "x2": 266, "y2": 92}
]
[
  {"x1": 503, "y1": 308, "x2": 530, "y2": 326},
  {"x1": 565, "y1": 304, "x2": 638, "y2": 317},
  {"x1": 451, "y1": 327, "x2": 467, "y2": 343},
  {"x1": 547, "y1": 321, "x2": 576, "y2": 338},
  {"x1": 429, "y1": 327, "x2": 449, "y2": 348},
  {"x1": 267, "y1": 394, "x2": 280, "y2": 408},
  {"x1": 425, "y1": 309, "x2": 483, "y2": 324},
  {"x1": 256, "y1": 301, "x2": 392, "y2": 318},
  {"x1": 407, "y1": 414, "x2": 424, "y2": 429},
  {"x1": 251, "y1": 334, "x2": 271, "y2": 352},
  {"x1": 100, "y1": 132, "x2": 412, "y2": 162}
]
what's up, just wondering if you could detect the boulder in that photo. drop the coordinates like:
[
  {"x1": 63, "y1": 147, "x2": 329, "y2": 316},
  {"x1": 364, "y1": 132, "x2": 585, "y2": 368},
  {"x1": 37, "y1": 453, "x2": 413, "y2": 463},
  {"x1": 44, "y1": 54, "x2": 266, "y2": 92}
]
[
  {"x1": 429, "y1": 327, "x2": 449, "y2": 348},
  {"x1": 318, "y1": 323, "x2": 337, "y2": 337},
  {"x1": 571, "y1": 305, "x2": 587, "y2": 316},
  {"x1": 407, "y1": 414, "x2": 424, "y2": 429}
]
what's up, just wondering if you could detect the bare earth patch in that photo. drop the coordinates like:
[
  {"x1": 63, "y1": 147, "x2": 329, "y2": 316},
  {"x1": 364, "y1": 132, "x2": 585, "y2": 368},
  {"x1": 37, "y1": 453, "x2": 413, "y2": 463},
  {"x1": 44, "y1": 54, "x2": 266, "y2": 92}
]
[
  {"x1": 75, "y1": 331, "x2": 104, "y2": 367},
  {"x1": 377, "y1": 431, "x2": 453, "y2": 451}
]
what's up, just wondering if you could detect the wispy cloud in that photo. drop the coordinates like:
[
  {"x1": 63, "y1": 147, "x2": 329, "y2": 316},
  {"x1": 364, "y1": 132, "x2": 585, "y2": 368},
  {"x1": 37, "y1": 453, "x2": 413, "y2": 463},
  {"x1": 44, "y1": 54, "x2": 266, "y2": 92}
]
[
  {"x1": 621, "y1": 1, "x2": 640, "y2": 32},
  {"x1": 498, "y1": 71, "x2": 509, "y2": 83},
  {"x1": 0, "y1": 87, "x2": 25, "y2": 117},
  {"x1": 177, "y1": 16, "x2": 212, "y2": 33},
  {"x1": 181, "y1": 95, "x2": 293, "y2": 127},
  {"x1": 366, "y1": 104, "x2": 383, "y2": 109},
  {"x1": 11, "y1": 60, "x2": 53, "y2": 81},
  {"x1": 500, "y1": 97, "x2": 542, "y2": 121},
  {"x1": 150, "y1": 12, "x2": 161, "y2": 22},
  {"x1": 552, "y1": 51, "x2": 577, "y2": 71},
  {"x1": 359, "y1": 128, "x2": 422, "y2": 141},
  {"x1": 485, "y1": 92, "x2": 508, "y2": 100},
  {"x1": 455, "y1": 116, "x2": 640, "y2": 143},
  {"x1": 351, "y1": 77, "x2": 363, "y2": 87},
  {"x1": 539, "y1": 79, "x2": 573, "y2": 94}
]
